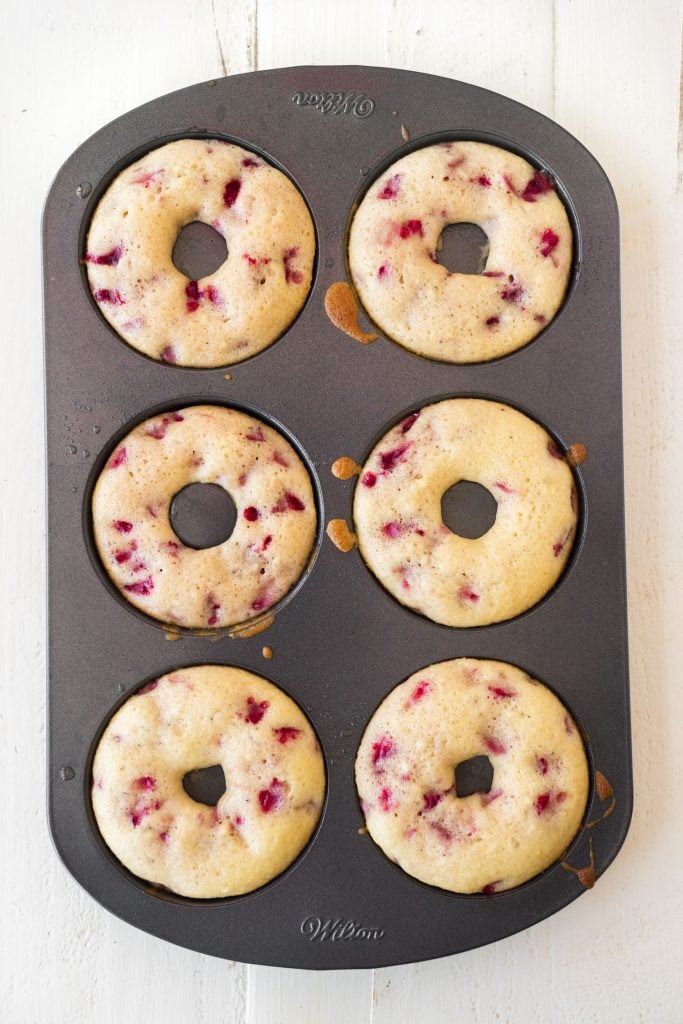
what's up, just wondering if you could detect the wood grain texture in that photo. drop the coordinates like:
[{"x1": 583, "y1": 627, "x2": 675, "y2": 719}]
[{"x1": 2, "y1": 0, "x2": 682, "y2": 1020}]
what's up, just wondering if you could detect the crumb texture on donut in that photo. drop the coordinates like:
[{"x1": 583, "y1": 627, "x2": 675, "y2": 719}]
[
  {"x1": 92, "y1": 665, "x2": 325, "y2": 898},
  {"x1": 355, "y1": 658, "x2": 589, "y2": 893},
  {"x1": 353, "y1": 398, "x2": 578, "y2": 626},
  {"x1": 348, "y1": 140, "x2": 572, "y2": 362},
  {"x1": 85, "y1": 139, "x2": 315, "y2": 367},
  {"x1": 92, "y1": 405, "x2": 317, "y2": 629}
]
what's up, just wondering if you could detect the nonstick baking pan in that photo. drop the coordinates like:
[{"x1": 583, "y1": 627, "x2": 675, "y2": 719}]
[{"x1": 43, "y1": 65, "x2": 631, "y2": 969}]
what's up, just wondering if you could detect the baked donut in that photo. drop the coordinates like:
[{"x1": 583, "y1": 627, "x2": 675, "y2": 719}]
[
  {"x1": 348, "y1": 140, "x2": 572, "y2": 362},
  {"x1": 85, "y1": 138, "x2": 315, "y2": 367},
  {"x1": 92, "y1": 405, "x2": 317, "y2": 629},
  {"x1": 355, "y1": 658, "x2": 589, "y2": 893},
  {"x1": 92, "y1": 665, "x2": 326, "y2": 898},
  {"x1": 353, "y1": 398, "x2": 578, "y2": 627}
]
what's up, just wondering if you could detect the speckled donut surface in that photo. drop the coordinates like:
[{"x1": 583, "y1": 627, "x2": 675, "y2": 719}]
[
  {"x1": 348, "y1": 141, "x2": 572, "y2": 362},
  {"x1": 353, "y1": 399, "x2": 578, "y2": 627},
  {"x1": 85, "y1": 138, "x2": 315, "y2": 367},
  {"x1": 92, "y1": 665, "x2": 326, "y2": 898},
  {"x1": 92, "y1": 405, "x2": 317, "y2": 630},
  {"x1": 355, "y1": 658, "x2": 589, "y2": 894}
]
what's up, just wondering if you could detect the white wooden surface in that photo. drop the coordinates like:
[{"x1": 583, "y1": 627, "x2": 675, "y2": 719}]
[{"x1": 2, "y1": 1, "x2": 682, "y2": 1020}]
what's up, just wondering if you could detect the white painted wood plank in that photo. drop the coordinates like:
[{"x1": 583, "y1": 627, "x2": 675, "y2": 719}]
[
  {"x1": 246, "y1": 968, "x2": 373, "y2": 1024},
  {"x1": 373, "y1": 0, "x2": 683, "y2": 1021},
  {"x1": 3, "y1": 0, "x2": 683, "y2": 1021},
  {"x1": 1, "y1": 2, "x2": 255, "y2": 1021},
  {"x1": 256, "y1": 0, "x2": 554, "y2": 112}
]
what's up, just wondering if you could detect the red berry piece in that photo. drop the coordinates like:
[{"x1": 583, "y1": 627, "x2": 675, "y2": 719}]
[
  {"x1": 94, "y1": 288, "x2": 125, "y2": 305},
  {"x1": 536, "y1": 756, "x2": 549, "y2": 775},
  {"x1": 283, "y1": 247, "x2": 303, "y2": 285},
  {"x1": 482, "y1": 881, "x2": 501, "y2": 895},
  {"x1": 162, "y1": 540, "x2": 180, "y2": 557},
  {"x1": 458, "y1": 585, "x2": 480, "y2": 603},
  {"x1": 185, "y1": 279, "x2": 201, "y2": 313},
  {"x1": 272, "y1": 451, "x2": 289, "y2": 468},
  {"x1": 382, "y1": 521, "x2": 404, "y2": 539},
  {"x1": 245, "y1": 696, "x2": 270, "y2": 724},
  {"x1": 378, "y1": 787, "x2": 395, "y2": 813},
  {"x1": 132, "y1": 168, "x2": 163, "y2": 187},
  {"x1": 242, "y1": 253, "x2": 271, "y2": 268},
  {"x1": 481, "y1": 789, "x2": 502, "y2": 806},
  {"x1": 361, "y1": 471, "x2": 377, "y2": 487},
  {"x1": 245, "y1": 427, "x2": 265, "y2": 442},
  {"x1": 113, "y1": 520, "x2": 133, "y2": 534},
  {"x1": 122, "y1": 317, "x2": 144, "y2": 332},
  {"x1": 379, "y1": 443, "x2": 411, "y2": 472},
  {"x1": 535, "y1": 792, "x2": 551, "y2": 815},
  {"x1": 564, "y1": 715, "x2": 574, "y2": 736},
  {"x1": 258, "y1": 778, "x2": 285, "y2": 813},
  {"x1": 372, "y1": 735, "x2": 397, "y2": 769},
  {"x1": 483, "y1": 735, "x2": 507, "y2": 755},
  {"x1": 378, "y1": 173, "x2": 401, "y2": 199},
  {"x1": 399, "y1": 219, "x2": 423, "y2": 239},
  {"x1": 447, "y1": 155, "x2": 466, "y2": 170},
  {"x1": 251, "y1": 594, "x2": 272, "y2": 612},
  {"x1": 422, "y1": 791, "x2": 443, "y2": 811},
  {"x1": 139, "y1": 680, "x2": 158, "y2": 694},
  {"x1": 378, "y1": 263, "x2": 390, "y2": 280},
  {"x1": 534, "y1": 313, "x2": 547, "y2": 324},
  {"x1": 408, "y1": 680, "x2": 431, "y2": 705},
  {"x1": 540, "y1": 228, "x2": 560, "y2": 258},
  {"x1": 160, "y1": 345, "x2": 177, "y2": 363},
  {"x1": 272, "y1": 492, "x2": 305, "y2": 513},
  {"x1": 285, "y1": 492, "x2": 305, "y2": 511},
  {"x1": 553, "y1": 529, "x2": 572, "y2": 557},
  {"x1": 488, "y1": 684, "x2": 517, "y2": 699},
  {"x1": 124, "y1": 576, "x2": 154, "y2": 596},
  {"x1": 134, "y1": 776, "x2": 156, "y2": 791},
  {"x1": 86, "y1": 245, "x2": 123, "y2": 266},
  {"x1": 521, "y1": 171, "x2": 554, "y2": 202},
  {"x1": 223, "y1": 178, "x2": 241, "y2": 207},
  {"x1": 273, "y1": 727, "x2": 301, "y2": 744},
  {"x1": 243, "y1": 506, "x2": 259, "y2": 522},
  {"x1": 207, "y1": 596, "x2": 221, "y2": 627},
  {"x1": 261, "y1": 534, "x2": 273, "y2": 551},
  {"x1": 206, "y1": 284, "x2": 222, "y2": 305},
  {"x1": 401, "y1": 411, "x2": 420, "y2": 434},
  {"x1": 482, "y1": 270, "x2": 504, "y2": 278},
  {"x1": 500, "y1": 284, "x2": 523, "y2": 303},
  {"x1": 474, "y1": 175, "x2": 491, "y2": 187},
  {"x1": 242, "y1": 157, "x2": 261, "y2": 169},
  {"x1": 547, "y1": 440, "x2": 564, "y2": 459},
  {"x1": 114, "y1": 549, "x2": 131, "y2": 564},
  {"x1": 430, "y1": 821, "x2": 452, "y2": 843},
  {"x1": 159, "y1": 831, "x2": 169, "y2": 844},
  {"x1": 503, "y1": 173, "x2": 518, "y2": 195},
  {"x1": 485, "y1": 316, "x2": 500, "y2": 327},
  {"x1": 146, "y1": 413, "x2": 184, "y2": 440}
]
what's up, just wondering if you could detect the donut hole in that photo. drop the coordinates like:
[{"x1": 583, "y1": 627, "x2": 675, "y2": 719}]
[
  {"x1": 436, "y1": 222, "x2": 489, "y2": 276},
  {"x1": 182, "y1": 764, "x2": 227, "y2": 806},
  {"x1": 170, "y1": 483, "x2": 236, "y2": 549},
  {"x1": 454, "y1": 755, "x2": 494, "y2": 798},
  {"x1": 172, "y1": 220, "x2": 228, "y2": 280},
  {"x1": 441, "y1": 480, "x2": 498, "y2": 539}
]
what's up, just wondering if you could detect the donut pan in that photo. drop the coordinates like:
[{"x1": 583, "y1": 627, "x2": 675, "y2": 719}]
[{"x1": 43, "y1": 66, "x2": 631, "y2": 969}]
